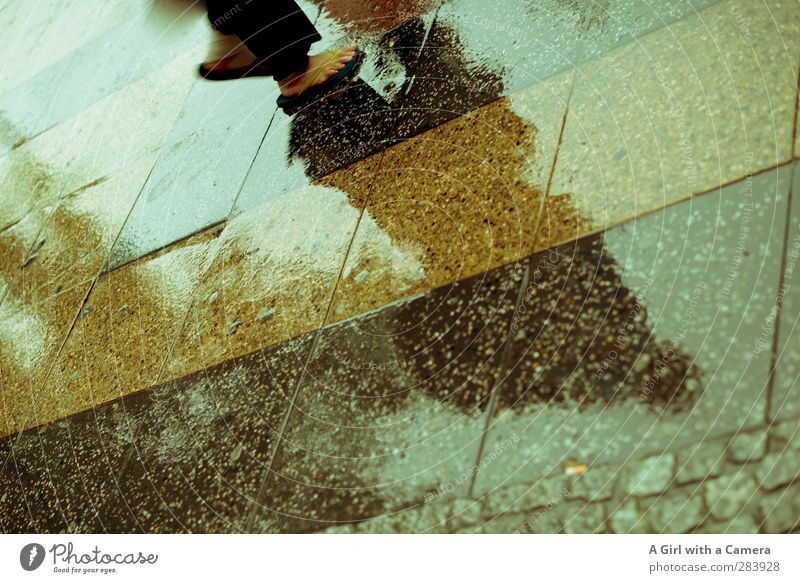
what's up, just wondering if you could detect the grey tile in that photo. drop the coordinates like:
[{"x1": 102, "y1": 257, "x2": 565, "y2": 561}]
[
  {"x1": 0, "y1": 8, "x2": 206, "y2": 155},
  {"x1": 474, "y1": 164, "x2": 791, "y2": 494},
  {"x1": 261, "y1": 262, "x2": 524, "y2": 532},
  {"x1": 107, "y1": 76, "x2": 277, "y2": 269},
  {"x1": 98, "y1": 336, "x2": 310, "y2": 533}
]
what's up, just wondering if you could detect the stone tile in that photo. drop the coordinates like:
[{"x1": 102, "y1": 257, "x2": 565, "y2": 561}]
[
  {"x1": 0, "y1": 205, "x2": 52, "y2": 294},
  {"x1": 231, "y1": 78, "x2": 396, "y2": 216},
  {"x1": 35, "y1": 51, "x2": 198, "y2": 203},
  {"x1": 107, "y1": 71, "x2": 277, "y2": 269},
  {"x1": 261, "y1": 262, "x2": 521, "y2": 532},
  {"x1": 607, "y1": 499, "x2": 647, "y2": 534},
  {"x1": 642, "y1": 493, "x2": 705, "y2": 533},
  {"x1": 676, "y1": 439, "x2": 726, "y2": 484},
  {"x1": 772, "y1": 162, "x2": 800, "y2": 420},
  {"x1": 34, "y1": 228, "x2": 220, "y2": 430},
  {"x1": 0, "y1": 8, "x2": 206, "y2": 154},
  {"x1": 727, "y1": 429, "x2": 767, "y2": 463},
  {"x1": 9, "y1": 156, "x2": 156, "y2": 304},
  {"x1": 330, "y1": 80, "x2": 569, "y2": 322},
  {"x1": 162, "y1": 171, "x2": 373, "y2": 382},
  {"x1": 704, "y1": 471, "x2": 758, "y2": 520},
  {"x1": 482, "y1": 475, "x2": 567, "y2": 517},
  {"x1": 0, "y1": 435, "x2": 37, "y2": 533},
  {"x1": 0, "y1": 50, "x2": 197, "y2": 232},
  {"x1": 550, "y1": 0, "x2": 799, "y2": 237},
  {"x1": 624, "y1": 454, "x2": 677, "y2": 496},
  {"x1": 0, "y1": 398, "x2": 143, "y2": 533},
  {"x1": 434, "y1": 0, "x2": 724, "y2": 96},
  {"x1": 758, "y1": 482, "x2": 800, "y2": 532},
  {"x1": 0, "y1": 142, "x2": 68, "y2": 232},
  {"x1": 389, "y1": 16, "x2": 508, "y2": 141},
  {"x1": 756, "y1": 450, "x2": 800, "y2": 491},
  {"x1": 561, "y1": 501, "x2": 606, "y2": 533},
  {"x1": 98, "y1": 337, "x2": 308, "y2": 533},
  {"x1": 0, "y1": 282, "x2": 91, "y2": 438},
  {"x1": 0, "y1": 0, "x2": 150, "y2": 94},
  {"x1": 474, "y1": 165, "x2": 790, "y2": 494}
]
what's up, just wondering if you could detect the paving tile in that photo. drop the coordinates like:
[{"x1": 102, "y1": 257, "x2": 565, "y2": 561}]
[
  {"x1": 474, "y1": 165, "x2": 791, "y2": 495},
  {"x1": 0, "y1": 50, "x2": 197, "y2": 232},
  {"x1": 260, "y1": 262, "x2": 522, "y2": 532},
  {"x1": 329, "y1": 78, "x2": 570, "y2": 323},
  {"x1": 0, "y1": 142, "x2": 69, "y2": 232},
  {"x1": 230, "y1": 11, "x2": 441, "y2": 215},
  {"x1": 98, "y1": 336, "x2": 309, "y2": 533},
  {"x1": 107, "y1": 74, "x2": 277, "y2": 269},
  {"x1": 34, "y1": 227, "x2": 221, "y2": 431},
  {"x1": 0, "y1": 9, "x2": 206, "y2": 155},
  {"x1": 0, "y1": 435, "x2": 37, "y2": 533},
  {"x1": 0, "y1": 282, "x2": 92, "y2": 439},
  {"x1": 549, "y1": 0, "x2": 800, "y2": 238},
  {"x1": 772, "y1": 162, "x2": 800, "y2": 420},
  {"x1": 0, "y1": 205, "x2": 53, "y2": 296},
  {"x1": 163, "y1": 170, "x2": 374, "y2": 382},
  {"x1": 7, "y1": 155, "x2": 157, "y2": 305},
  {"x1": 0, "y1": 398, "x2": 143, "y2": 533},
  {"x1": 0, "y1": 0, "x2": 151, "y2": 94},
  {"x1": 435, "y1": 0, "x2": 723, "y2": 96}
]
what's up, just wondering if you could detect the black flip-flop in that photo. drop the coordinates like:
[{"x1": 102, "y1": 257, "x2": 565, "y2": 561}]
[
  {"x1": 198, "y1": 54, "x2": 271, "y2": 81},
  {"x1": 276, "y1": 50, "x2": 365, "y2": 115}
]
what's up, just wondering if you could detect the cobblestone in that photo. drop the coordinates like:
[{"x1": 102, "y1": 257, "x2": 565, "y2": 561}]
[
  {"x1": 704, "y1": 471, "x2": 758, "y2": 520},
  {"x1": 643, "y1": 493, "x2": 704, "y2": 533},
  {"x1": 568, "y1": 467, "x2": 616, "y2": 502},
  {"x1": 561, "y1": 502, "x2": 606, "y2": 534},
  {"x1": 756, "y1": 451, "x2": 800, "y2": 491},
  {"x1": 696, "y1": 514, "x2": 759, "y2": 534},
  {"x1": 727, "y1": 430, "x2": 767, "y2": 463},
  {"x1": 448, "y1": 498, "x2": 482, "y2": 531},
  {"x1": 770, "y1": 418, "x2": 800, "y2": 451},
  {"x1": 482, "y1": 477, "x2": 566, "y2": 517},
  {"x1": 607, "y1": 499, "x2": 646, "y2": 533},
  {"x1": 624, "y1": 453, "x2": 676, "y2": 496},
  {"x1": 757, "y1": 483, "x2": 800, "y2": 533},
  {"x1": 676, "y1": 441, "x2": 725, "y2": 484}
]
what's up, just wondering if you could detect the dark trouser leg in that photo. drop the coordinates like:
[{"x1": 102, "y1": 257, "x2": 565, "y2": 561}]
[{"x1": 206, "y1": 0, "x2": 322, "y2": 79}]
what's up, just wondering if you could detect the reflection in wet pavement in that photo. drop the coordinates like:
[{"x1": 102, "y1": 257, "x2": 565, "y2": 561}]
[{"x1": 0, "y1": 0, "x2": 798, "y2": 533}]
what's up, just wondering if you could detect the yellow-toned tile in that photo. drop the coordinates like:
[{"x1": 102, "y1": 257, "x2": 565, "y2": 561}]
[
  {"x1": 8, "y1": 155, "x2": 157, "y2": 304},
  {"x1": 0, "y1": 205, "x2": 52, "y2": 293},
  {"x1": 329, "y1": 75, "x2": 572, "y2": 322},
  {"x1": 34, "y1": 227, "x2": 220, "y2": 427},
  {"x1": 550, "y1": 0, "x2": 800, "y2": 235},
  {"x1": 162, "y1": 164, "x2": 375, "y2": 381},
  {"x1": 0, "y1": 282, "x2": 91, "y2": 438}
]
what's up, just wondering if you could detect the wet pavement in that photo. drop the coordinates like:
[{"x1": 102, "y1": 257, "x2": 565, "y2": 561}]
[{"x1": 0, "y1": 0, "x2": 799, "y2": 533}]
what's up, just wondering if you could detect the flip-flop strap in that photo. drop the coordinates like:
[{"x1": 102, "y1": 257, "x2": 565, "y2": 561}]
[{"x1": 298, "y1": 49, "x2": 344, "y2": 95}]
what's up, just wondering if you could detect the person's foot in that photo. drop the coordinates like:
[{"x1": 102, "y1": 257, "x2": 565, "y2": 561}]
[{"x1": 277, "y1": 45, "x2": 359, "y2": 97}]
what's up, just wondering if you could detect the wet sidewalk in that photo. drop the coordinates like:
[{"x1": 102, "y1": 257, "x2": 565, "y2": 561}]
[{"x1": 0, "y1": 0, "x2": 799, "y2": 533}]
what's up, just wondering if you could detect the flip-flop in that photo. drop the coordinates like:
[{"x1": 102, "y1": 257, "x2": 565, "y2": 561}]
[
  {"x1": 198, "y1": 54, "x2": 271, "y2": 81},
  {"x1": 276, "y1": 49, "x2": 365, "y2": 115}
]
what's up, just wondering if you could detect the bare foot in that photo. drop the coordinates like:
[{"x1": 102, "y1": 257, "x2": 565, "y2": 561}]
[{"x1": 277, "y1": 44, "x2": 358, "y2": 97}]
